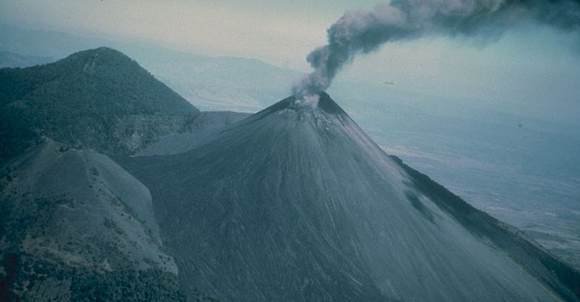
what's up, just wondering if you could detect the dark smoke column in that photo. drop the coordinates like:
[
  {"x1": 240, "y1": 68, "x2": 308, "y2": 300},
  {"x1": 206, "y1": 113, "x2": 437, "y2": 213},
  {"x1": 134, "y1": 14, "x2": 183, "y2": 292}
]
[{"x1": 293, "y1": 0, "x2": 580, "y2": 97}]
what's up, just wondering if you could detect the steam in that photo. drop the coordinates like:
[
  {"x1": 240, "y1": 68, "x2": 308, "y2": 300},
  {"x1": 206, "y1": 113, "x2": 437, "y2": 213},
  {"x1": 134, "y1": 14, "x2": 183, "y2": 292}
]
[{"x1": 293, "y1": 0, "x2": 580, "y2": 97}]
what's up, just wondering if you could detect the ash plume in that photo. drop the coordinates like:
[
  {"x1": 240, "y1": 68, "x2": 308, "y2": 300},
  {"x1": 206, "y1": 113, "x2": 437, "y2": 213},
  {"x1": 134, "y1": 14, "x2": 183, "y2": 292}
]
[{"x1": 293, "y1": 0, "x2": 580, "y2": 97}]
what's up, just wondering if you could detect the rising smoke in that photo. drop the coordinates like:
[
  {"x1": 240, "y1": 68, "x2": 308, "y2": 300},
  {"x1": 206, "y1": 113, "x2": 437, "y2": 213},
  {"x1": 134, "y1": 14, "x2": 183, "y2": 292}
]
[{"x1": 293, "y1": 0, "x2": 580, "y2": 97}]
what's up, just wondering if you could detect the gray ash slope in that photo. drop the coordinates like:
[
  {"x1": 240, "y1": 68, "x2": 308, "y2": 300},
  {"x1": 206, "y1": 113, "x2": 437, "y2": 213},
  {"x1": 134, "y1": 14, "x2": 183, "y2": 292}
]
[
  {"x1": 0, "y1": 139, "x2": 185, "y2": 301},
  {"x1": 124, "y1": 92, "x2": 580, "y2": 302},
  {"x1": 136, "y1": 110, "x2": 250, "y2": 156}
]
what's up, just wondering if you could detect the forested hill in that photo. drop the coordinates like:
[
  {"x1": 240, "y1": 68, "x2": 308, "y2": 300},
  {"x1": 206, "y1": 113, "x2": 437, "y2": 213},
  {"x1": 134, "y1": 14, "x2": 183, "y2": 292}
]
[{"x1": 0, "y1": 47, "x2": 199, "y2": 159}]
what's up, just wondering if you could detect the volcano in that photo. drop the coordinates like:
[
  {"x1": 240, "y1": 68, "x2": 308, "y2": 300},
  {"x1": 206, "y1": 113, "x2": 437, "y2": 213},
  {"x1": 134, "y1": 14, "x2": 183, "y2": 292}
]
[{"x1": 125, "y1": 92, "x2": 580, "y2": 301}]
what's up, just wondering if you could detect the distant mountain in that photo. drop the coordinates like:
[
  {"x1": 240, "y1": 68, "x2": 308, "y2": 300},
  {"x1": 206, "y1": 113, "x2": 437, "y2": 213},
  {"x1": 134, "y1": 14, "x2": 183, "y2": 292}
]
[
  {"x1": 125, "y1": 93, "x2": 580, "y2": 302},
  {"x1": 0, "y1": 24, "x2": 106, "y2": 59},
  {"x1": 135, "y1": 52, "x2": 301, "y2": 112},
  {"x1": 0, "y1": 50, "x2": 52, "y2": 68},
  {"x1": 0, "y1": 47, "x2": 200, "y2": 159},
  {"x1": 0, "y1": 139, "x2": 185, "y2": 301}
]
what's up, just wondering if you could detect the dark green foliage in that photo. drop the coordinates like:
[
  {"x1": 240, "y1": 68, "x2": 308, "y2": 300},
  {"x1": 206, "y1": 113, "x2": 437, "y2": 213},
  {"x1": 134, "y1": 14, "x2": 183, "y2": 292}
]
[
  {"x1": 0, "y1": 253, "x2": 187, "y2": 302},
  {"x1": 0, "y1": 64, "x2": 58, "y2": 107},
  {"x1": 0, "y1": 108, "x2": 40, "y2": 161},
  {"x1": 0, "y1": 47, "x2": 196, "y2": 114},
  {"x1": 0, "y1": 47, "x2": 199, "y2": 156}
]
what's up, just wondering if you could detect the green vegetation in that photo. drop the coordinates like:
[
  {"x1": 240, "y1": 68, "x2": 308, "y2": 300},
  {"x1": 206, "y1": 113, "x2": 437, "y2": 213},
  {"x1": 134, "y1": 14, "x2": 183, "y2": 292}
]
[{"x1": 0, "y1": 47, "x2": 199, "y2": 158}]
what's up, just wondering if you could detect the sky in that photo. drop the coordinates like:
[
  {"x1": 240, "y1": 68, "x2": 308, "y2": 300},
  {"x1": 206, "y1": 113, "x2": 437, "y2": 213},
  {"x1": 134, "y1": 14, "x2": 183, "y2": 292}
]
[
  {"x1": 1, "y1": 0, "x2": 579, "y2": 122},
  {"x1": 0, "y1": 0, "x2": 373, "y2": 68}
]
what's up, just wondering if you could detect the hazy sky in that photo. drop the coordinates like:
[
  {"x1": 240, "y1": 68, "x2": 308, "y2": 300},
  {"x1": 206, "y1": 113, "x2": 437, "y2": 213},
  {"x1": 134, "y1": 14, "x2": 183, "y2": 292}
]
[
  {"x1": 1, "y1": 0, "x2": 380, "y2": 68},
  {"x1": 1, "y1": 0, "x2": 579, "y2": 121}
]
